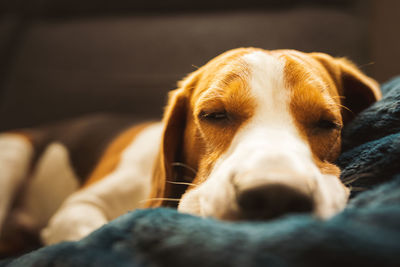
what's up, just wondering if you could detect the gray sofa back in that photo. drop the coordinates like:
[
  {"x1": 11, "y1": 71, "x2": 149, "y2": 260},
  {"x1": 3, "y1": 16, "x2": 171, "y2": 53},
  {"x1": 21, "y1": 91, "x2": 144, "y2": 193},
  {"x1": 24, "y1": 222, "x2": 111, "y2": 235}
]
[{"x1": 0, "y1": 0, "x2": 369, "y2": 130}]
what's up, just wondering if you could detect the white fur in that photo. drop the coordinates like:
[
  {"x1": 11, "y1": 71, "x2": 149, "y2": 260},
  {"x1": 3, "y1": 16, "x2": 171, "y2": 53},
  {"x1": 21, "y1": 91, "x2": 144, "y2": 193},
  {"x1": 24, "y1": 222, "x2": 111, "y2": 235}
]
[
  {"x1": 0, "y1": 134, "x2": 33, "y2": 234},
  {"x1": 41, "y1": 123, "x2": 163, "y2": 245},
  {"x1": 15, "y1": 143, "x2": 80, "y2": 231},
  {"x1": 178, "y1": 51, "x2": 349, "y2": 219}
]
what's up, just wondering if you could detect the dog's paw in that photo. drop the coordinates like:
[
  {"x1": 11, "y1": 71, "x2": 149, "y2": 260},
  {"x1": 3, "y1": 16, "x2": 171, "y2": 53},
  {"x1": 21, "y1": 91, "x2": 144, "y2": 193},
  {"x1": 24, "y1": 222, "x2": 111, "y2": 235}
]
[{"x1": 40, "y1": 202, "x2": 107, "y2": 245}]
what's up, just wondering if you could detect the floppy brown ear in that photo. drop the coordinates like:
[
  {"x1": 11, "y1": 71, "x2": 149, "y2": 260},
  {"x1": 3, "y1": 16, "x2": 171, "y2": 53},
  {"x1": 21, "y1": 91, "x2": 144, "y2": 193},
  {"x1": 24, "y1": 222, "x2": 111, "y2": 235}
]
[
  {"x1": 311, "y1": 53, "x2": 381, "y2": 122},
  {"x1": 146, "y1": 71, "x2": 200, "y2": 208}
]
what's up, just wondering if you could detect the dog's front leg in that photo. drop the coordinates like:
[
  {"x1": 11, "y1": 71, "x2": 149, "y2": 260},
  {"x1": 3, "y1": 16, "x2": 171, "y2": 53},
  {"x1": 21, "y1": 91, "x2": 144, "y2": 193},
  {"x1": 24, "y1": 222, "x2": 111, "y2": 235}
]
[{"x1": 41, "y1": 168, "x2": 151, "y2": 245}]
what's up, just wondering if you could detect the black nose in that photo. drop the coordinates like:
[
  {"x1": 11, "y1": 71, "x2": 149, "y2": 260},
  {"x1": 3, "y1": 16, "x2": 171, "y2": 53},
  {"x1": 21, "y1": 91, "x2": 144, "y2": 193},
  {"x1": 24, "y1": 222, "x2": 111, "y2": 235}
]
[{"x1": 236, "y1": 184, "x2": 314, "y2": 220}]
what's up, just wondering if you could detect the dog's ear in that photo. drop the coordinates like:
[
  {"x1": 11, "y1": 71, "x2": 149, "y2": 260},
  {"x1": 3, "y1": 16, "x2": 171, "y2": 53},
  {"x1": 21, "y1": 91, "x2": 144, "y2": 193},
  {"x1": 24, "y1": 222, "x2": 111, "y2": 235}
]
[
  {"x1": 311, "y1": 53, "x2": 381, "y2": 122},
  {"x1": 146, "y1": 71, "x2": 200, "y2": 208}
]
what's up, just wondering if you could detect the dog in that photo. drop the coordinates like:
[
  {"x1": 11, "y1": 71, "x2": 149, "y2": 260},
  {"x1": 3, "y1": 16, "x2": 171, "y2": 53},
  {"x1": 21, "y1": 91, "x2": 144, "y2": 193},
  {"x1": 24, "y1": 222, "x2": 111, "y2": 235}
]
[{"x1": 0, "y1": 48, "x2": 381, "y2": 254}]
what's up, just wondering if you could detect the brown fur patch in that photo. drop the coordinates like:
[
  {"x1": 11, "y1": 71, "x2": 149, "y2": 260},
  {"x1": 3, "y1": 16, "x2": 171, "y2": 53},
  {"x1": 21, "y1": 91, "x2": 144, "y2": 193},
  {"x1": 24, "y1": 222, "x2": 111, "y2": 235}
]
[
  {"x1": 282, "y1": 52, "x2": 343, "y2": 166},
  {"x1": 9, "y1": 114, "x2": 144, "y2": 183},
  {"x1": 309, "y1": 52, "x2": 381, "y2": 122},
  {"x1": 148, "y1": 48, "x2": 258, "y2": 206},
  {"x1": 280, "y1": 50, "x2": 380, "y2": 175},
  {"x1": 189, "y1": 74, "x2": 255, "y2": 184}
]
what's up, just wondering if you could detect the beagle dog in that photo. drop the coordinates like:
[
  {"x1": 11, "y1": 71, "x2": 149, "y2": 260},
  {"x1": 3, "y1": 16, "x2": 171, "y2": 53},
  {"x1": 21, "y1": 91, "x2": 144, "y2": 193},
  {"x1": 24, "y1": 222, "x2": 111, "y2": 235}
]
[{"x1": 0, "y1": 48, "x2": 380, "y2": 254}]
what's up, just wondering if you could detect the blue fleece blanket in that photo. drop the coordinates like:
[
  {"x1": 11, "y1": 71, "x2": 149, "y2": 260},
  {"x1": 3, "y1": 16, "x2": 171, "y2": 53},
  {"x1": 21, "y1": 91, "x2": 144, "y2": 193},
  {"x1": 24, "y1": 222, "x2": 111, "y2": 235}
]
[{"x1": 2, "y1": 77, "x2": 400, "y2": 267}]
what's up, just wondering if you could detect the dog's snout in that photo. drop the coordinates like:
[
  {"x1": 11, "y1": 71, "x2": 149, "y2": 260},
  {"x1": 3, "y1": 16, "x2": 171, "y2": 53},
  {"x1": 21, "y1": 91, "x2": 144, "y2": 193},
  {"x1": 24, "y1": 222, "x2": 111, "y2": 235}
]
[{"x1": 236, "y1": 184, "x2": 314, "y2": 220}]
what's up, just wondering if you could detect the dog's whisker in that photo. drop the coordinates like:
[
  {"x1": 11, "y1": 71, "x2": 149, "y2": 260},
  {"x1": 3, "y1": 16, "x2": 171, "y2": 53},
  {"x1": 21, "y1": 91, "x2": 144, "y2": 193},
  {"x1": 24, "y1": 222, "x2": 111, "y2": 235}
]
[
  {"x1": 342, "y1": 173, "x2": 372, "y2": 185},
  {"x1": 336, "y1": 103, "x2": 353, "y2": 114},
  {"x1": 140, "y1": 198, "x2": 181, "y2": 203},
  {"x1": 343, "y1": 177, "x2": 359, "y2": 185},
  {"x1": 331, "y1": 95, "x2": 346, "y2": 100},
  {"x1": 324, "y1": 134, "x2": 341, "y2": 160},
  {"x1": 166, "y1": 180, "x2": 198, "y2": 187},
  {"x1": 183, "y1": 176, "x2": 196, "y2": 182},
  {"x1": 349, "y1": 186, "x2": 368, "y2": 192},
  {"x1": 171, "y1": 162, "x2": 198, "y2": 175},
  {"x1": 358, "y1": 61, "x2": 376, "y2": 69}
]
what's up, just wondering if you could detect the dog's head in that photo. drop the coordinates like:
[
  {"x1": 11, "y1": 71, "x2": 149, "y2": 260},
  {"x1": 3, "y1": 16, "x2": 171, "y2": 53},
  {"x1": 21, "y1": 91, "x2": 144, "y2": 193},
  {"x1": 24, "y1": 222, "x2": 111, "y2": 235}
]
[{"x1": 147, "y1": 48, "x2": 380, "y2": 220}]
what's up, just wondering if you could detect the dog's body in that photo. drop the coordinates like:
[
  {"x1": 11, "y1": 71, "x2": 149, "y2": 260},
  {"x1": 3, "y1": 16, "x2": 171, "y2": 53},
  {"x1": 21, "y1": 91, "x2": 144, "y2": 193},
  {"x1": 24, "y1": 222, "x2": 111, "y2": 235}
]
[
  {"x1": 0, "y1": 115, "x2": 162, "y2": 252},
  {"x1": 0, "y1": 48, "x2": 381, "y2": 254}
]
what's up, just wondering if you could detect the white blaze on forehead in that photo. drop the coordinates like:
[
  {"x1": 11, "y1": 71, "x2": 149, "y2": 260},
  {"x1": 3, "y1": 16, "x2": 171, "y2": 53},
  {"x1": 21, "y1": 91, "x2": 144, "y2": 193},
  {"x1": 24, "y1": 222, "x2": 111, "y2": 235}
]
[
  {"x1": 242, "y1": 51, "x2": 290, "y2": 124},
  {"x1": 242, "y1": 51, "x2": 300, "y2": 128},
  {"x1": 226, "y1": 51, "x2": 311, "y2": 158}
]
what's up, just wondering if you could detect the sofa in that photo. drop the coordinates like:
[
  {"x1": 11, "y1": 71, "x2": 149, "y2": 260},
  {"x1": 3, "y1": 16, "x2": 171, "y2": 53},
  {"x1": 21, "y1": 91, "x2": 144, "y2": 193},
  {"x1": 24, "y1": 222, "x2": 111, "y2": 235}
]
[{"x1": 0, "y1": 0, "x2": 384, "y2": 131}]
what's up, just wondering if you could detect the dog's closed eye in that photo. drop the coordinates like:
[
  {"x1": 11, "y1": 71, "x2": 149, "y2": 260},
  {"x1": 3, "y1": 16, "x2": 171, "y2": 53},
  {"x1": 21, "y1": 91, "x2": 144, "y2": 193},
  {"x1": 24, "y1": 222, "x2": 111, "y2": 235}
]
[
  {"x1": 314, "y1": 119, "x2": 341, "y2": 131},
  {"x1": 198, "y1": 110, "x2": 230, "y2": 123}
]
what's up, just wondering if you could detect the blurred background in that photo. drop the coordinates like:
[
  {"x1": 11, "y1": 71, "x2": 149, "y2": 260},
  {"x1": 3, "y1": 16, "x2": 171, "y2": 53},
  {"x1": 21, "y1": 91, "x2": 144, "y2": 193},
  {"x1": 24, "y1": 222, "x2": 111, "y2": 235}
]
[{"x1": 0, "y1": 0, "x2": 399, "y2": 131}]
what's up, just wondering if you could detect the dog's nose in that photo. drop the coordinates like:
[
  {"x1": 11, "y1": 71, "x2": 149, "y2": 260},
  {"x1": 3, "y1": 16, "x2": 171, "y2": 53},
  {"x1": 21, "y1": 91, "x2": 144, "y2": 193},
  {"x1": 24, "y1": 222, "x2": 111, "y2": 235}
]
[{"x1": 236, "y1": 184, "x2": 314, "y2": 220}]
